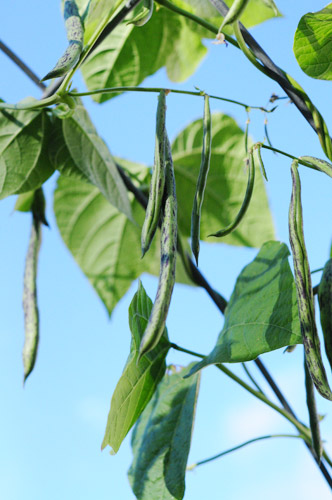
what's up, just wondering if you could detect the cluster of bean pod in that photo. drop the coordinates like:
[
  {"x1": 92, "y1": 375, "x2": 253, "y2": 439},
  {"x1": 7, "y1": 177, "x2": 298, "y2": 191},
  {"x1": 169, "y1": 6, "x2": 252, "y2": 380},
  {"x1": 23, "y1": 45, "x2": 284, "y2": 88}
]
[{"x1": 139, "y1": 92, "x2": 177, "y2": 360}]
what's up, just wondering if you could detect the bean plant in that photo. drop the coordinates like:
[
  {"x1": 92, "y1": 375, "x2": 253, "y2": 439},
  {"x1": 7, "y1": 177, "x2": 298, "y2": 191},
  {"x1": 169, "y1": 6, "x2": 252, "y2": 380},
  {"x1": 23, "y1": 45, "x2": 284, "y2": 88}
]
[{"x1": 2, "y1": 0, "x2": 332, "y2": 498}]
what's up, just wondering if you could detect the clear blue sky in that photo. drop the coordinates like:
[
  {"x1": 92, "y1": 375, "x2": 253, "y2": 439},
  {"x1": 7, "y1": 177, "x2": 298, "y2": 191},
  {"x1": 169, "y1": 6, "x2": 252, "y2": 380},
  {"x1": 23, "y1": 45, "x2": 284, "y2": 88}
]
[{"x1": 1, "y1": 1, "x2": 332, "y2": 499}]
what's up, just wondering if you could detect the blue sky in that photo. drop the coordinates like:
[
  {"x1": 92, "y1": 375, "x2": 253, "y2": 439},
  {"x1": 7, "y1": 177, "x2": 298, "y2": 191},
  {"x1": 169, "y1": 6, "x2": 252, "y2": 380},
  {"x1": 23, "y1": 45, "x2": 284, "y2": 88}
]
[{"x1": 1, "y1": 1, "x2": 332, "y2": 499}]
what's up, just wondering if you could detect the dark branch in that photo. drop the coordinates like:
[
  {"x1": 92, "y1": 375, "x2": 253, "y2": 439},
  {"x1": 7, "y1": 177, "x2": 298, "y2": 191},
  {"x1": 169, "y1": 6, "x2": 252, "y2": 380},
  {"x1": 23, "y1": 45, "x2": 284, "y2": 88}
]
[
  {"x1": 207, "y1": 0, "x2": 319, "y2": 133},
  {"x1": 0, "y1": 40, "x2": 46, "y2": 91}
]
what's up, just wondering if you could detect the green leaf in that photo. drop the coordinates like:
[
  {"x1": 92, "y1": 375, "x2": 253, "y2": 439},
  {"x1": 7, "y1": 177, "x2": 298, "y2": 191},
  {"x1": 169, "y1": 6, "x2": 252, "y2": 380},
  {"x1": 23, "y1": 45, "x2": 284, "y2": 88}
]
[
  {"x1": 188, "y1": 241, "x2": 302, "y2": 375},
  {"x1": 171, "y1": 0, "x2": 281, "y2": 29},
  {"x1": 14, "y1": 190, "x2": 36, "y2": 213},
  {"x1": 102, "y1": 282, "x2": 169, "y2": 454},
  {"x1": 59, "y1": 105, "x2": 132, "y2": 219},
  {"x1": 80, "y1": 7, "x2": 207, "y2": 103},
  {"x1": 53, "y1": 163, "x2": 191, "y2": 316},
  {"x1": 48, "y1": 116, "x2": 87, "y2": 182},
  {"x1": 0, "y1": 109, "x2": 54, "y2": 199},
  {"x1": 83, "y1": 0, "x2": 119, "y2": 44},
  {"x1": 294, "y1": 4, "x2": 332, "y2": 80},
  {"x1": 128, "y1": 363, "x2": 200, "y2": 500},
  {"x1": 172, "y1": 112, "x2": 275, "y2": 247}
]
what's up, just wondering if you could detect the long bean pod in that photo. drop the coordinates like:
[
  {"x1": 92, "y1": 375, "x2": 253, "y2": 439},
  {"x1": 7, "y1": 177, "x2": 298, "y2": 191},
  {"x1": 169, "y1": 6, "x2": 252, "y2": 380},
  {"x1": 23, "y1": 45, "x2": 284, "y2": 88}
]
[
  {"x1": 304, "y1": 356, "x2": 323, "y2": 463},
  {"x1": 209, "y1": 150, "x2": 255, "y2": 238},
  {"x1": 42, "y1": 1, "x2": 84, "y2": 81},
  {"x1": 22, "y1": 192, "x2": 45, "y2": 382},
  {"x1": 191, "y1": 94, "x2": 212, "y2": 264},
  {"x1": 138, "y1": 136, "x2": 177, "y2": 359},
  {"x1": 288, "y1": 160, "x2": 332, "y2": 400},
  {"x1": 141, "y1": 90, "x2": 167, "y2": 257},
  {"x1": 318, "y1": 258, "x2": 332, "y2": 371}
]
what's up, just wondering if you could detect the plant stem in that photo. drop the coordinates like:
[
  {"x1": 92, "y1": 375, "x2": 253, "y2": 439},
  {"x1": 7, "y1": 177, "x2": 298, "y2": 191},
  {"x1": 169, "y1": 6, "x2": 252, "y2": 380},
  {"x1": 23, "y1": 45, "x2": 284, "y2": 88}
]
[
  {"x1": 0, "y1": 40, "x2": 46, "y2": 90},
  {"x1": 69, "y1": 86, "x2": 272, "y2": 112},
  {"x1": 187, "y1": 434, "x2": 305, "y2": 469},
  {"x1": 242, "y1": 362, "x2": 265, "y2": 395}
]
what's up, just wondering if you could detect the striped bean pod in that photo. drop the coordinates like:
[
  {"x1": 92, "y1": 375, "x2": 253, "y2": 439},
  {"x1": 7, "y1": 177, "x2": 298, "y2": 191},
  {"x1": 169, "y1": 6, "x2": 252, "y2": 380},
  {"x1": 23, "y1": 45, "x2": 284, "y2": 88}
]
[
  {"x1": 209, "y1": 150, "x2": 255, "y2": 238},
  {"x1": 191, "y1": 94, "x2": 212, "y2": 265},
  {"x1": 22, "y1": 215, "x2": 42, "y2": 383},
  {"x1": 304, "y1": 356, "x2": 323, "y2": 463},
  {"x1": 318, "y1": 258, "x2": 332, "y2": 371},
  {"x1": 288, "y1": 160, "x2": 332, "y2": 400},
  {"x1": 220, "y1": 0, "x2": 250, "y2": 30},
  {"x1": 299, "y1": 156, "x2": 332, "y2": 179},
  {"x1": 138, "y1": 136, "x2": 177, "y2": 360},
  {"x1": 41, "y1": 1, "x2": 84, "y2": 81},
  {"x1": 141, "y1": 90, "x2": 167, "y2": 257}
]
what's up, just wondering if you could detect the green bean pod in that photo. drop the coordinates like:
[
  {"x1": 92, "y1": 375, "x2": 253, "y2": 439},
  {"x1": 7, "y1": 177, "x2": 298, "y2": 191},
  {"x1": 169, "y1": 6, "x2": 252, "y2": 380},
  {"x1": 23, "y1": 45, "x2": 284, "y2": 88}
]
[
  {"x1": 299, "y1": 156, "x2": 332, "y2": 179},
  {"x1": 209, "y1": 150, "x2": 255, "y2": 238},
  {"x1": 191, "y1": 94, "x2": 212, "y2": 265},
  {"x1": 138, "y1": 136, "x2": 177, "y2": 360},
  {"x1": 255, "y1": 143, "x2": 268, "y2": 181},
  {"x1": 318, "y1": 258, "x2": 332, "y2": 371},
  {"x1": 141, "y1": 90, "x2": 167, "y2": 257},
  {"x1": 288, "y1": 160, "x2": 332, "y2": 400},
  {"x1": 304, "y1": 356, "x2": 323, "y2": 463},
  {"x1": 220, "y1": 0, "x2": 250, "y2": 30},
  {"x1": 22, "y1": 215, "x2": 42, "y2": 383},
  {"x1": 41, "y1": 1, "x2": 84, "y2": 81}
]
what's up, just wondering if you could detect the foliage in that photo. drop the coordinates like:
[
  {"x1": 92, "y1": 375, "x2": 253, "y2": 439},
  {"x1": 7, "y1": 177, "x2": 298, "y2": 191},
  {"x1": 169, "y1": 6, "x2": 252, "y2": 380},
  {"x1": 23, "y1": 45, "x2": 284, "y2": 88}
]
[{"x1": 3, "y1": 0, "x2": 332, "y2": 498}]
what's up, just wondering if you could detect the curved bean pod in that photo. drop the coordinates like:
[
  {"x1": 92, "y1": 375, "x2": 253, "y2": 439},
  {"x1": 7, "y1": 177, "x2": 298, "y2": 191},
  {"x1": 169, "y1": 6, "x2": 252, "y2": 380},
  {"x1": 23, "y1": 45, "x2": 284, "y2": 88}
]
[
  {"x1": 22, "y1": 218, "x2": 42, "y2": 383},
  {"x1": 318, "y1": 258, "x2": 332, "y2": 371},
  {"x1": 41, "y1": 1, "x2": 84, "y2": 81},
  {"x1": 141, "y1": 90, "x2": 167, "y2": 257},
  {"x1": 288, "y1": 160, "x2": 332, "y2": 400},
  {"x1": 191, "y1": 94, "x2": 212, "y2": 265},
  {"x1": 138, "y1": 136, "x2": 177, "y2": 360},
  {"x1": 209, "y1": 150, "x2": 255, "y2": 238}
]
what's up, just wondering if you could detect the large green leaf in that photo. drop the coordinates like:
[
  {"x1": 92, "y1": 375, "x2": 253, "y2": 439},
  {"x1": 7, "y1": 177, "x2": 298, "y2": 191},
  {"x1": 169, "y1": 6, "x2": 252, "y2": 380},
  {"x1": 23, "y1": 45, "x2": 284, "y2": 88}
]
[
  {"x1": 128, "y1": 363, "x2": 200, "y2": 500},
  {"x1": 102, "y1": 282, "x2": 169, "y2": 454},
  {"x1": 60, "y1": 105, "x2": 132, "y2": 219},
  {"x1": 174, "y1": 0, "x2": 281, "y2": 29},
  {"x1": 294, "y1": 4, "x2": 332, "y2": 81},
  {"x1": 80, "y1": 7, "x2": 207, "y2": 103},
  {"x1": 188, "y1": 241, "x2": 302, "y2": 375},
  {"x1": 53, "y1": 163, "x2": 191, "y2": 316},
  {"x1": 172, "y1": 112, "x2": 275, "y2": 247},
  {"x1": 0, "y1": 109, "x2": 53, "y2": 199}
]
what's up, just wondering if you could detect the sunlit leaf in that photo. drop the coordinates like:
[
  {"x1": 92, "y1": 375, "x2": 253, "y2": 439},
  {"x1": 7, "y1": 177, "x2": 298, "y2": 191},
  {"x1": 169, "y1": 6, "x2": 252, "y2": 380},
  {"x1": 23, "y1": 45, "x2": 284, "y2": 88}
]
[
  {"x1": 294, "y1": 4, "x2": 332, "y2": 80},
  {"x1": 188, "y1": 241, "x2": 302, "y2": 375}
]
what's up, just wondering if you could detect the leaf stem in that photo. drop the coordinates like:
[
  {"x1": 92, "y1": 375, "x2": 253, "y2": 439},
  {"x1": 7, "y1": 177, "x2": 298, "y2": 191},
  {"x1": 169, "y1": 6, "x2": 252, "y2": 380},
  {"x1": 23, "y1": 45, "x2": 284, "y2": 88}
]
[{"x1": 187, "y1": 434, "x2": 305, "y2": 469}]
